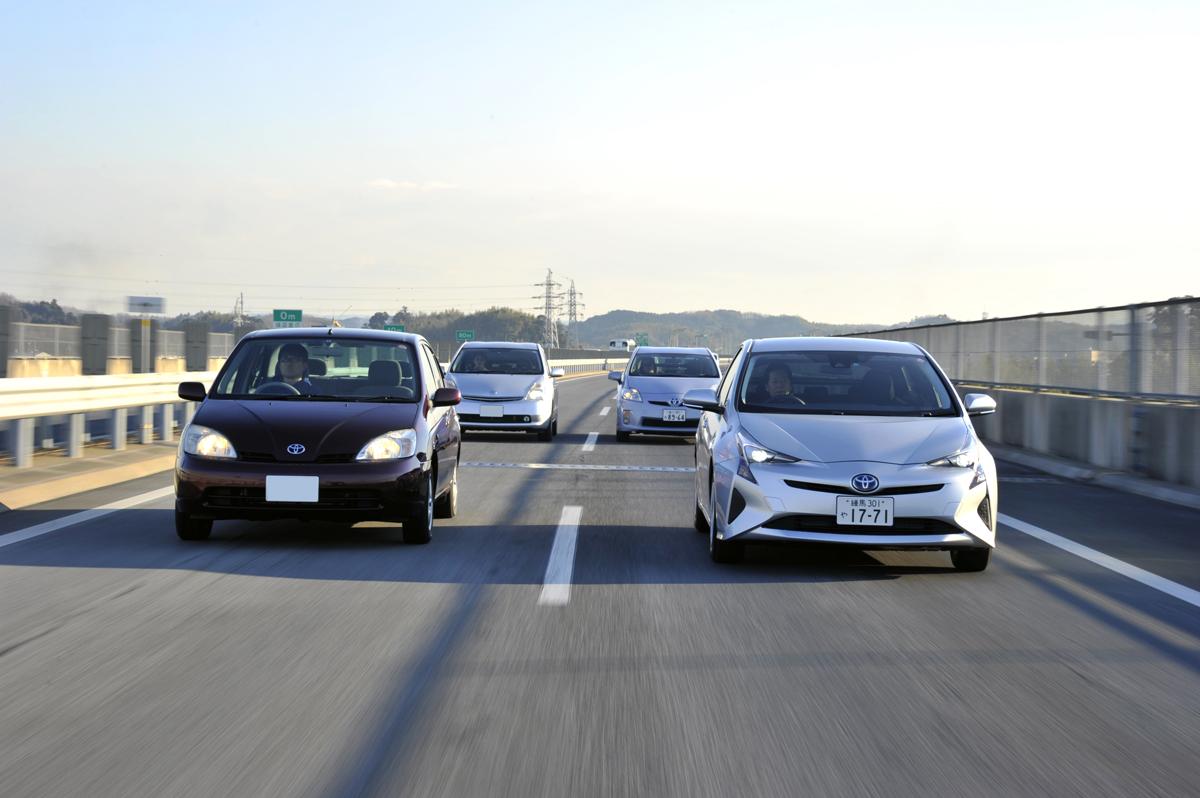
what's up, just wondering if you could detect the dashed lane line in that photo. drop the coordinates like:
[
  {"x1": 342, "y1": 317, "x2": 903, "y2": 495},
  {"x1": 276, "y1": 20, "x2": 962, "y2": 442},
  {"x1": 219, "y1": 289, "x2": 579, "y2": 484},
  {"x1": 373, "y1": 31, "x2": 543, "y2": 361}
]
[
  {"x1": 581, "y1": 432, "x2": 599, "y2": 452},
  {"x1": 463, "y1": 462, "x2": 693, "y2": 473},
  {"x1": 599, "y1": 406, "x2": 611, "y2": 416},
  {"x1": 1000, "y1": 513, "x2": 1200, "y2": 610},
  {"x1": 539, "y1": 505, "x2": 583, "y2": 606},
  {"x1": 0, "y1": 486, "x2": 175, "y2": 549}
]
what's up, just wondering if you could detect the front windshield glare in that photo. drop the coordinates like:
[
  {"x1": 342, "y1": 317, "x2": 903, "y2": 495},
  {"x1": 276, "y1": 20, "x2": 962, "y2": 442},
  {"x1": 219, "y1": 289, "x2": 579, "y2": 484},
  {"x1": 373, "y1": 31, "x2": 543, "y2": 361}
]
[
  {"x1": 213, "y1": 338, "x2": 420, "y2": 401},
  {"x1": 628, "y1": 353, "x2": 719, "y2": 378},
  {"x1": 738, "y1": 351, "x2": 956, "y2": 416},
  {"x1": 451, "y1": 347, "x2": 543, "y2": 375}
]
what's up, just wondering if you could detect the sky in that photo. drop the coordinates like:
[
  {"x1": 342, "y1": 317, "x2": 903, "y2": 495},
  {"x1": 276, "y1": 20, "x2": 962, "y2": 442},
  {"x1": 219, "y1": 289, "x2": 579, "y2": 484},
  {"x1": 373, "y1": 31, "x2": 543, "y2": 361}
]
[{"x1": 1, "y1": 1, "x2": 1197, "y2": 325}]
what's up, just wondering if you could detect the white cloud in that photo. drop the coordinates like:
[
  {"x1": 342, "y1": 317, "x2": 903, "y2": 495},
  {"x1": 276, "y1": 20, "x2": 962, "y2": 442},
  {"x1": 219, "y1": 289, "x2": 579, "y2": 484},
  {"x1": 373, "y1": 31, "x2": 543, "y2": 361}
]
[{"x1": 367, "y1": 179, "x2": 458, "y2": 192}]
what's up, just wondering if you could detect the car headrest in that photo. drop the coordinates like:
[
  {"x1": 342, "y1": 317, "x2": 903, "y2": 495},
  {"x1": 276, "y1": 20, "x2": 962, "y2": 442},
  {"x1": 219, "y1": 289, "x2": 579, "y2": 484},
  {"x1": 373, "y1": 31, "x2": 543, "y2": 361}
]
[
  {"x1": 399, "y1": 361, "x2": 413, "y2": 379},
  {"x1": 367, "y1": 360, "x2": 402, "y2": 386},
  {"x1": 307, "y1": 358, "x2": 327, "y2": 376}
]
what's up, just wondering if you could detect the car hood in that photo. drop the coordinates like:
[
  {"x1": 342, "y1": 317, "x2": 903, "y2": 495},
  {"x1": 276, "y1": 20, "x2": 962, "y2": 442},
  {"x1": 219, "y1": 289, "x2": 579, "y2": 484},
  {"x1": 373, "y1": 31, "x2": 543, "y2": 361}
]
[
  {"x1": 447, "y1": 373, "x2": 542, "y2": 399},
  {"x1": 192, "y1": 399, "x2": 420, "y2": 462},
  {"x1": 625, "y1": 375, "x2": 720, "y2": 399},
  {"x1": 739, "y1": 413, "x2": 972, "y2": 465}
]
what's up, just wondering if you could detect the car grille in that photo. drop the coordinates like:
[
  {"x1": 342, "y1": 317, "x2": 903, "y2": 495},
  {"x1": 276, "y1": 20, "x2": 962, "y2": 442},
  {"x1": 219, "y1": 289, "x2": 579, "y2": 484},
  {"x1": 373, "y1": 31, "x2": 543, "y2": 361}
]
[
  {"x1": 458, "y1": 413, "x2": 535, "y2": 424},
  {"x1": 639, "y1": 417, "x2": 697, "y2": 428},
  {"x1": 763, "y1": 515, "x2": 960, "y2": 535},
  {"x1": 238, "y1": 451, "x2": 356, "y2": 464},
  {"x1": 202, "y1": 486, "x2": 383, "y2": 510},
  {"x1": 648, "y1": 400, "x2": 684, "y2": 407},
  {"x1": 784, "y1": 480, "x2": 944, "y2": 496},
  {"x1": 462, "y1": 395, "x2": 525, "y2": 402}
]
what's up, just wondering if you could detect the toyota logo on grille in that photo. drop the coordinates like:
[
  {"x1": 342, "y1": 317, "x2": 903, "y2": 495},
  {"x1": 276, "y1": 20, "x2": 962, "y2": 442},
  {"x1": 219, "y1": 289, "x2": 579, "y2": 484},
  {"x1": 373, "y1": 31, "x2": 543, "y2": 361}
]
[
  {"x1": 286, "y1": 443, "x2": 306, "y2": 455},
  {"x1": 851, "y1": 474, "x2": 880, "y2": 493},
  {"x1": 669, "y1": 397, "x2": 682, "y2": 407}
]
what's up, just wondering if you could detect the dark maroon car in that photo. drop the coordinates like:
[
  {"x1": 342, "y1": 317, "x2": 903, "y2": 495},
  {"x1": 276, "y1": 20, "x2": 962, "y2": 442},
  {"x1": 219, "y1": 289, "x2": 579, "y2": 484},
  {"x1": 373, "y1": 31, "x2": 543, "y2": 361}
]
[{"x1": 174, "y1": 328, "x2": 461, "y2": 544}]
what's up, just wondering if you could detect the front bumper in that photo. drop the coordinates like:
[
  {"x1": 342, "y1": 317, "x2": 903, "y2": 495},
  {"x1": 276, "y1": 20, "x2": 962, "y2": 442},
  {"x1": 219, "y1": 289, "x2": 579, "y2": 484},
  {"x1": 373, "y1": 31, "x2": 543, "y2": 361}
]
[
  {"x1": 714, "y1": 460, "x2": 995, "y2": 550},
  {"x1": 456, "y1": 397, "x2": 551, "y2": 430},
  {"x1": 174, "y1": 451, "x2": 429, "y2": 522},
  {"x1": 616, "y1": 401, "x2": 701, "y2": 435}
]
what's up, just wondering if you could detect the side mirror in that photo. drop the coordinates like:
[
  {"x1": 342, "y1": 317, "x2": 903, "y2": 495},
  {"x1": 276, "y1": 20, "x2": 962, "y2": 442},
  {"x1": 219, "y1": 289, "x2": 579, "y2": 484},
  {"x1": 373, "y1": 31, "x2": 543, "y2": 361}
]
[
  {"x1": 963, "y1": 393, "x2": 996, "y2": 416},
  {"x1": 549, "y1": 367, "x2": 565, "y2": 378},
  {"x1": 178, "y1": 381, "x2": 207, "y2": 402},
  {"x1": 608, "y1": 370, "x2": 623, "y2": 382},
  {"x1": 432, "y1": 387, "x2": 462, "y2": 408},
  {"x1": 683, "y1": 388, "x2": 723, "y2": 414}
]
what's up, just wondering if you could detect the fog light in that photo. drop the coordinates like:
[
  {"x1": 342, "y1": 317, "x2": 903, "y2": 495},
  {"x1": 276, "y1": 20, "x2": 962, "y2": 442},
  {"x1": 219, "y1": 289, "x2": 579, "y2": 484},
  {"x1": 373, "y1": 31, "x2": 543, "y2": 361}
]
[
  {"x1": 622, "y1": 410, "x2": 632, "y2": 424},
  {"x1": 523, "y1": 416, "x2": 531, "y2": 422}
]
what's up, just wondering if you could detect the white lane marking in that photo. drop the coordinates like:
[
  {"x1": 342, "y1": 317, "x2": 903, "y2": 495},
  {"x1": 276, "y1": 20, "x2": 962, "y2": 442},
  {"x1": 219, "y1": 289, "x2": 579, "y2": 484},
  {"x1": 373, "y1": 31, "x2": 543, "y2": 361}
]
[
  {"x1": 581, "y1": 432, "x2": 599, "y2": 452},
  {"x1": 599, "y1": 406, "x2": 611, "y2": 417},
  {"x1": 0, "y1": 486, "x2": 175, "y2": 550},
  {"x1": 1000, "y1": 513, "x2": 1200, "y2": 610},
  {"x1": 463, "y1": 462, "x2": 692, "y2": 473},
  {"x1": 539, "y1": 505, "x2": 583, "y2": 606}
]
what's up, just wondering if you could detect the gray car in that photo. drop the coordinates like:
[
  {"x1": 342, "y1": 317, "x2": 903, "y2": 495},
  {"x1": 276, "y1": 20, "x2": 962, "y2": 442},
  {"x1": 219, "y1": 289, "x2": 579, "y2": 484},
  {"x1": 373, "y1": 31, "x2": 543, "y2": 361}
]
[
  {"x1": 686, "y1": 337, "x2": 998, "y2": 570},
  {"x1": 447, "y1": 341, "x2": 563, "y2": 440},
  {"x1": 609, "y1": 346, "x2": 722, "y2": 440}
]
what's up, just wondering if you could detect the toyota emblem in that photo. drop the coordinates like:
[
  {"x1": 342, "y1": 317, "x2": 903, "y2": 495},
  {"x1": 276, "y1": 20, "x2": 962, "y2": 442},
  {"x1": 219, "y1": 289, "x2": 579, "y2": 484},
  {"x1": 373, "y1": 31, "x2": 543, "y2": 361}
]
[
  {"x1": 850, "y1": 473, "x2": 880, "y2": 493},
  {"x1": 287, "y1": 443, "x2": 306, "y2": 455},
  {"x1": 669, "y1": 397, "x2": 682, "y2": 407}
]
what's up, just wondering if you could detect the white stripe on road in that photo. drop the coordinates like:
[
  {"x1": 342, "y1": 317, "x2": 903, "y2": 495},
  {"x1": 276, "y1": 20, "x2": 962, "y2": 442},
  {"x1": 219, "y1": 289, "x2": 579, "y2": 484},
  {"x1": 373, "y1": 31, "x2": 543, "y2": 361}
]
[
  {"x1": 581, "y1": 432, "x2": 599, "y2": 452},
  {"x1": 599, "y1": 406, "x2": 611, "y2": 416},
  {"x1": 1000, "y1": 513, "x2": 1200, "y2": 610},
  {"x1": 539, "y1": 505, "x2": 583, "y2": 606},
  {"x1": 0, "y1": 486, "x2": 174, "y2": 550},
  {"x1": 463, "y1": 462, "x2": 692, "y2": 473}
]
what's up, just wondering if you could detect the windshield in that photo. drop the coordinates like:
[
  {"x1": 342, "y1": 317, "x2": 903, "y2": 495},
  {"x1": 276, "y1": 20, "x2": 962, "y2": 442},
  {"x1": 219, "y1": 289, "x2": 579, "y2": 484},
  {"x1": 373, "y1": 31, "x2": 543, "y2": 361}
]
[
  {"x1": 737, "y1": 351, "x2": 957, "y2": 416},
  {"x1": 213, "y1": 337, "x2": 420, "y2": 401},
  {"x1": 451, "y1": 347, "x2": 543, "y2": 375},
  {"x1": 628, "y1": 353, "x2": 719, "y2": 378}
]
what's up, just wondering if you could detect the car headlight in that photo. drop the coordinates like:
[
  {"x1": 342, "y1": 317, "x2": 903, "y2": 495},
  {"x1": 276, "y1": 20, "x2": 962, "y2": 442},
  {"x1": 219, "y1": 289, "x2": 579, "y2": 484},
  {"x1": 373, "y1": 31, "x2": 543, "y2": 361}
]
[
  {"x1": 621, "y1": 386, "x2": 642, "y2": 402},
  {"x1": 736, "y1": 431, "x2": 800, "y2": 483},
  {"x1": 525, "y1": 380, "x2": 546, "y2": 402},
  {"x1": 927, "y1": 449, "x2": 977, "y2": 468},
  {"x1": 356, "y1": 429, "x2": 418, "y2": 461},
  {"x1": 182, "y1": 424, "x2": 238, "y2": 459}
]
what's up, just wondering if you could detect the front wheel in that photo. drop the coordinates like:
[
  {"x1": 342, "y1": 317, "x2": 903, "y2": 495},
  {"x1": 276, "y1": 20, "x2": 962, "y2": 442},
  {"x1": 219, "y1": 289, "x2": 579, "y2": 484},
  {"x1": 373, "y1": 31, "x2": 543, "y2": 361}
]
[
  {"x1": 175, "y1": 511, "x2": 212, "y2": 541},
  {"x1": 616, "y1": 430, "x2": 631, "y2": 442},
  {"x1": 402, "y1": 472, "x2": 434, "y2": 544},
  {"x1": 694, "y1": 501, "x2": 709, "y2": 534},
  {"x1": 951, "y1": 548, "x2": 990, "y2": 572}
]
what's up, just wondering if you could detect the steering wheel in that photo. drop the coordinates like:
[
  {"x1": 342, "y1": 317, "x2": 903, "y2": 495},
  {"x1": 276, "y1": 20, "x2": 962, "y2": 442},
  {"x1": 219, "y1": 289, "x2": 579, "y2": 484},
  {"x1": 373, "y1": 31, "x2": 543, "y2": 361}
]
[
  {"x1": 252, "y1": 381, "x2": 302, "y2": 396},
  {"x1": 767, "y1": 393, "x2": 806, "y2": 406}
]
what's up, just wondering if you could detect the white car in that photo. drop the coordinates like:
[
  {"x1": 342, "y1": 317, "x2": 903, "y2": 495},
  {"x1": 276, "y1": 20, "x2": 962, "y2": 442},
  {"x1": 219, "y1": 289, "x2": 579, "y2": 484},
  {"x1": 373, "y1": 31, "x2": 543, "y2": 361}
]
[
  {"x1": 686, "y1": 337, "x2": 998, "y2": 570},
  {"x1": 608, "y1": 346, "x2": 721, "y2": 440},
  {"x1": 447, "y1": 342, "x2": 562, "y2": 440}
]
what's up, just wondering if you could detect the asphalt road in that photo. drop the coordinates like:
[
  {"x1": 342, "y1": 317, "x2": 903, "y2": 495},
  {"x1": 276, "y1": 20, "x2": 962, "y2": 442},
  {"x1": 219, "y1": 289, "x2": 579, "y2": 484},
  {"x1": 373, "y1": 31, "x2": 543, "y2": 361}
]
[{"x1": 1, "y1": 375, "x2": 1198, "y2": 797}]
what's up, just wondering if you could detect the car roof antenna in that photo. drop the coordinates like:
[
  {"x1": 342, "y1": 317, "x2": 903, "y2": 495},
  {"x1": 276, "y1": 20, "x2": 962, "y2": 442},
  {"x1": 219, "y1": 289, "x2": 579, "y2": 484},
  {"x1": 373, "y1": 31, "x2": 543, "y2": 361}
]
[{"x1": 330, "y1": 305, "x2": 352, "y2": 333}]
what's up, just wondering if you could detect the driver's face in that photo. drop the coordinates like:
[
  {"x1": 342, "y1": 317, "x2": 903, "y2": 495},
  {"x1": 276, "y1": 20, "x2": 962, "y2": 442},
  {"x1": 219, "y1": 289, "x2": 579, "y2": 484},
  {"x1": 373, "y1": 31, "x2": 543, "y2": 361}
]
[
  {"x1": 470, "y1": 356, "x2": 487, "y2": 371},
  {"x1": 279, "y1": 353, "x2": 306, "y2": 382},
  {"x1": 766, "y1": 371, "x2": 792, "y2": 397}
]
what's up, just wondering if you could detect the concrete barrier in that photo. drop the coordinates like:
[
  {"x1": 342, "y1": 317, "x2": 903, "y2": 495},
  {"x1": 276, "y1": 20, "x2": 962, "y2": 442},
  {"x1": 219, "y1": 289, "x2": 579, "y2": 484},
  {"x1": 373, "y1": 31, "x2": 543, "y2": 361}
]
[{"x1": 967, "y1": 385, "x2": 1200, "y2": 489}]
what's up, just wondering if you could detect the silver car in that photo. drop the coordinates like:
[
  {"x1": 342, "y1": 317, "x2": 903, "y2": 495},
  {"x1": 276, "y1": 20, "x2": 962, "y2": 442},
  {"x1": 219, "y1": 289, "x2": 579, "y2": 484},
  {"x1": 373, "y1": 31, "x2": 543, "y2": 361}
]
[
  {"x1": 447, "y1": 342, "x2": 563, "y2": 440},
  {"x1": 686, "y1": 337, "x2": 998, "y2": 570},
  {"x1": 608, "y1": 346, "x2": 722, "y2": 440}
]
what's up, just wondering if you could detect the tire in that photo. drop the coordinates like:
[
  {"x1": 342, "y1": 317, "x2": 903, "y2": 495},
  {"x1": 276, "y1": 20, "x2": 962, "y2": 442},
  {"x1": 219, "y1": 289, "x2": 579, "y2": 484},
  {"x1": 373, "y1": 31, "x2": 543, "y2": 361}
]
[
  {"x1": 402, "y1": 471, "x2": 434, "y2": 544},
  {"x1": 434, "y1": 466, "x2": 458, "y2": 519},
  {"x1": 175, "y1": 510, "x2": 212, "y2": 541},
  {"x1": 709, "y1": 491, "x2": 743, "y2": 563},
  {"x1": 951, "y1": 548, "x2": 990, "y2": 572},
  {"x1": 616, "y1": 430, "x2": 630, "y2": 442},
  {"x1": 551, "y1": 418, "x2": 559, "y2": 436},
  {"x1": 694, "y1": 501, "x2": 709, "y2": 534},
  {"x1": 537, "y1": 422, "x2": 553, "y2": 442}
]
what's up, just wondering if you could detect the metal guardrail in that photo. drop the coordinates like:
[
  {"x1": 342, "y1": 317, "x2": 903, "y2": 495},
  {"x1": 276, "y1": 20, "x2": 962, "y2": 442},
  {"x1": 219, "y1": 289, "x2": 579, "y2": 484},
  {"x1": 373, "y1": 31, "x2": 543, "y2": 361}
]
[
  {"x1": 0, "y1": 358, "x2": 626, "y2": 468},
  {"x1": 846, "y1": 297, "x2": 1199, "y2": 400}
]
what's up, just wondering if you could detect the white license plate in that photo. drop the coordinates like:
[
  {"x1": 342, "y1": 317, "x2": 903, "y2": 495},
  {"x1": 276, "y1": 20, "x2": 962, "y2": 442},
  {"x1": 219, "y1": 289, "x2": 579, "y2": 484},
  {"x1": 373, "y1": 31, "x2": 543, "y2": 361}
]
[
  {"x1": 266, "y1": 475, "x2": 319, "y2": 503},
  {"x1": 662, "y1": 409, "x2": 687, "y2": 422},
  {"x1": 836, "y1": 496, "x2": 894, "y2": 526},
  {"x1": 479, "y1": 405, "x2": 504, "y2": 418}
]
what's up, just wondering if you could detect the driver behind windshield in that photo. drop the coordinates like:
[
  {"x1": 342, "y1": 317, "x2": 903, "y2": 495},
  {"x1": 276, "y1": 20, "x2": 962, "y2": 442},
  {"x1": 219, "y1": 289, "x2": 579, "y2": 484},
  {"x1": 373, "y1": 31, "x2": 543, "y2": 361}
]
[
  {"x1": 765, "y1": 364, "x2": 804, "y2": 404},
  {"x1": 275, "y1": 343, "x2": 313, "y2": 393},
  {"x1": 466, "y1": 352, "x2": 490, "y2": 373}
]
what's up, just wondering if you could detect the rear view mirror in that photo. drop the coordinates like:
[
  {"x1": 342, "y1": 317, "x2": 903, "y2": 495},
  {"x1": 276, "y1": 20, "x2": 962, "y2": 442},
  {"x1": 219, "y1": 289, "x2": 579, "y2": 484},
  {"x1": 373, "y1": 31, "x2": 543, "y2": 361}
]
[
  {"x1": 432, "y1": 387, "x2": 462, "y2": 407},
  {"x1": 608, "y1": 370, "x2": 623, "y2": 382},
  {"x1": 683, "y1": 388, "x2": 723, "y2": 414},
  {"x1": 178, "y1": 382, "x2": 207, "y2": 402},
  {"x1": 963, "y1": 393, "x2": 997, "y2": 416},
  {"x1": 550, "y1": 367, "x2": 565, "y2": 378}
]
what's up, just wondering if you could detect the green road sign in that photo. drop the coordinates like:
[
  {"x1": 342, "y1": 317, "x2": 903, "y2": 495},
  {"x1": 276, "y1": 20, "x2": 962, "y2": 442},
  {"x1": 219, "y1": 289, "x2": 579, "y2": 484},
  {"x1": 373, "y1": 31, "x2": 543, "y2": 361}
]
[
  {"x1": 635, "y1": 333, "x2": 650, "y2": 346},
  {"x1": 384, "y1": 324, "x2": 406, "y2": 332},
  {"x1": 273, "y1": 309, "x2": 303, "y2": 328},
  {"x1": 456, "y1": 330, "x2": 475, "y2": 342}
]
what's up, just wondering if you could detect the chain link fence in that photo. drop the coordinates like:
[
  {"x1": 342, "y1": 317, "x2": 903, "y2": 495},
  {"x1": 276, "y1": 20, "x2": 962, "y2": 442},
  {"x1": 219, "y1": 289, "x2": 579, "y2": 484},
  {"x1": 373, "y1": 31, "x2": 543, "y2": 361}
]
[
  {"x1": 157, "y1": 329, "x2": 186, "y2": 359},
  {"x1": 8, "y1": 323, "x2": 81, "y2": 358},
  {"x1": 108, "y1": 327, "x2": 131, "y2": 358},
  {"x1": 208, "y1": 333, "x2": 234, "y2": 359},
  {"x1": 849, "y1": 298, "x2": 1198, "y2": 400}
]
